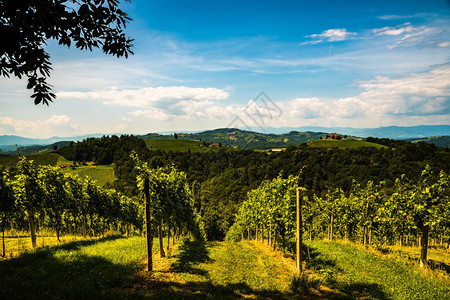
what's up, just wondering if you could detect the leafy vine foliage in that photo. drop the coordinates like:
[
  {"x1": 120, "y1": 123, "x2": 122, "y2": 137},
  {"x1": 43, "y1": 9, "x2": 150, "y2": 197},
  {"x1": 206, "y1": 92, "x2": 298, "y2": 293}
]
[
  {"x1": 132, "y1": 153, "x2": 205, "y2": 243},
  {"x1": 228, "y1": 165, "x2": 450, "y2": 266},
  {"x1": 0, "y1": 156, "x2": 141, "y2": 250},
  {"x1": 0, "y1": 0, "x2": 133, "y2": 104}
]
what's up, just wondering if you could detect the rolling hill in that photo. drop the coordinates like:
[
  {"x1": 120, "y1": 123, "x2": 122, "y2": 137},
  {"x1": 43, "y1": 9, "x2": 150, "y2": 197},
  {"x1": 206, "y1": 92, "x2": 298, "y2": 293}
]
[
  {"x1": 405, "y1": 135, "x2": 450, "y2": 148},
  {"x1": 139, "y1": 128, "x2": 327, "y2": 150},
  {"x1": 144, "y1": 139, "x2": 222, "y2": 152},
  {"x1": 308, "y1": 139, "x2": 387, "y2": 149},
  {"x1": 0, "y1": 153, "x2": 115, "y2": 187}
]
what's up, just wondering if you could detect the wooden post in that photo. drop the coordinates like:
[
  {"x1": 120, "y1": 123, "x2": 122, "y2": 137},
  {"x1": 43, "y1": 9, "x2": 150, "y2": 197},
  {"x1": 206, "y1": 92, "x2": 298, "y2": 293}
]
[
  {"x1": 144, "y1": 177, "x2": 153, "y2": 271},
  {"x1": 296, "y1": 187, "x2": 303, "y2": 273}
]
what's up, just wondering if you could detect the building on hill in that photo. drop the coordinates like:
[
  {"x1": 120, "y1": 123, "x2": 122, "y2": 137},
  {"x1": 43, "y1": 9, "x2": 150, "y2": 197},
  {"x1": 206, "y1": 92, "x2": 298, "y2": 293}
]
[{"x1": 327, "y1": 134, "x2": 342, "y2": 140}]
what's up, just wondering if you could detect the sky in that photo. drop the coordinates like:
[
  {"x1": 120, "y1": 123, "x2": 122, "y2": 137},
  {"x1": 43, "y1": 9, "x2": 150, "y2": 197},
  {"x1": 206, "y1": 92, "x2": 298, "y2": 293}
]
[{"x1": 1, "y1": 0, "x2": 450, "y2": 138}]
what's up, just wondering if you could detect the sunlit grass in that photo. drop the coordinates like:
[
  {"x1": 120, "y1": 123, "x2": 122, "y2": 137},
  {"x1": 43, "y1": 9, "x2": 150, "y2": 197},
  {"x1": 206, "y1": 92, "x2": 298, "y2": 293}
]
[
  {"x1": 304, "y1": 240, "x2": 450, "y2": 300},
  {"x1": 1, "y1": 231, "x2": 87, "y2": 259},
  {"x1": 308, "y1": 139, "x2": 387, "y2": 149},
  {"x1": 2, "y1": 235, "x2": 449, "y2": 299},
  {"x1": 63, "y1": 165, "x2": 116, "y2": 187}
]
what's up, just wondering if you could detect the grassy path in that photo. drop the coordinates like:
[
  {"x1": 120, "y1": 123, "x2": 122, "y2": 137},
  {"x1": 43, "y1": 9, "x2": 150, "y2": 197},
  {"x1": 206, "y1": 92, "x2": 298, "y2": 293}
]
[{"x1": 131, "y1": 239, "x2": 297, "y2": 299}]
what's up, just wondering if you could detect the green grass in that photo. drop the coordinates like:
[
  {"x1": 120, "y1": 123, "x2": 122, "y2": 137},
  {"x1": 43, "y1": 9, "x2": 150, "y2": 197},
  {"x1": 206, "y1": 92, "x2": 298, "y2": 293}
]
[
  {"x1": 0, "y1": 153, "x2": 115, "y2": 187},
  {"x1": 0, "y1": 152, "x2": 62, "y2": 167},
  {"x1": 308, "y1": 139, "x2": 387, "y2": 149},
  {"x1": 304, "y1": 240, "x2": 450, "y2": 299},
  {"x1": 63, "y1": 165, "x2": 116, "y2": 187},
  {"x1": 135, "y1": 239, "x2": 296, "y2": 299},
  {"x1": 2, "y1": 236, "x2": 449, "y2": 299},
  {"x1": 57, "y1": 155, "x2": 73, "y2": 165},
  {"x1": 0, "y1": 236, "x2": 161, "y2": 299},
  {"x1": 145, "y1": 139, "x2": 220, "y2": 152}
]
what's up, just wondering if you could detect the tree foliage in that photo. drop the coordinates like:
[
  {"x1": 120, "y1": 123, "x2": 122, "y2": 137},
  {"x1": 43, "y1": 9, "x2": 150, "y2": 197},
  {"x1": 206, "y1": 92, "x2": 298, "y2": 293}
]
[{"x1": 0, "y1": 0, "x2": 133, "y2": 105}]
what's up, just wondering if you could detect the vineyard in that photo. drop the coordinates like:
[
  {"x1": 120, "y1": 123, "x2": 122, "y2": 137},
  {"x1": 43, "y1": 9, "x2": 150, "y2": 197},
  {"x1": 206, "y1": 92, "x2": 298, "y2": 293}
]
[
  {"x1": 1, "y1": 143, "x2": 450, "y2": 298},
  {"x1": 228, "y1": 166, "x2": 450, "y2": 267}
]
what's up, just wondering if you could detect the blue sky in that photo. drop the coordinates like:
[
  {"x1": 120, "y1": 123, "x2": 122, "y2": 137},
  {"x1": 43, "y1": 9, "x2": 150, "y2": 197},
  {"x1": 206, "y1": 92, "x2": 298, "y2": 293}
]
[{"x1": 1, "y1": 0, "x2": 450, "y2": 138}]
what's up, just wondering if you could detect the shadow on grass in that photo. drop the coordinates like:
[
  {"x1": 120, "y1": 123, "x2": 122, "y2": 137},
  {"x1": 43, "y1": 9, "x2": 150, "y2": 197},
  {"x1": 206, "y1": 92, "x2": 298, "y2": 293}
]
[
  {"x1": 128, "y1": 278, "x2": 295, "y2": 299},
  {"x1": 428, "y1": 259, "x2": 450, "y2": 275},
  {"x1": 170, "y1": 238, "x2": 212, "y2": 276},
  {"x1": 304, "y1": 243, "x2": 390, "y2": 300},
  {"x1": 51, "y1": 235, "x2": 126, "y2": 251},
  {"x1": 0, "y1": 242, "x2": 137, "y2": 299},
  {"x1": 133, "y1": 238, "x2": 294, "y2": 299}
]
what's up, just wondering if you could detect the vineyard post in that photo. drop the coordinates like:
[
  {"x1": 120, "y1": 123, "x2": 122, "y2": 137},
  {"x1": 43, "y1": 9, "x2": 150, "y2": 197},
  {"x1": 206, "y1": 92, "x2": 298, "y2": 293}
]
[
  {"x1": 296, "y1": 187, "x2": 303, "y2": 273},
  {"x1": 144, "y1": 177, "x2": 153, "y2": 271}
]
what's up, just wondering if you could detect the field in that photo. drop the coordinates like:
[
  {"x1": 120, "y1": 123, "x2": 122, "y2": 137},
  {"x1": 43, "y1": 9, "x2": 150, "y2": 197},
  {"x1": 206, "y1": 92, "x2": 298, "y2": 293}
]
[
  {"x1": 308, "y1": 139, "x2": 387, "y2": 149},
  {"x1": 0, "y1": 152, "x2": 62, "y2": 167},
  {"x1": 145, "y1": 139, "x2": 223, "y2": 152},
  {"x1": 1, "y1": 236, "x2": 449, "y2": 299},
  {"x1": 63, "y1": 165, "x2": 116, "y2": 187},
  {"x1": 0, "y1": 152, "x2": 115, "y2": 187}
]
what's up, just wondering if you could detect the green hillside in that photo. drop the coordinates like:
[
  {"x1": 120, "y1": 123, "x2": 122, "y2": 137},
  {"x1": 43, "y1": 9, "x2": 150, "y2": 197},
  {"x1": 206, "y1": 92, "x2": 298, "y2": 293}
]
[
  {"x1": 0, "y1": 153, "x2": 62, "y2": 167},
  {"x1": 308, "y1": 139, "x2": 387, "y2": 149},
  {"x1": 63, "y1": 165, "x2": 115, "y2": 187},
  {"x1": 406, "y1": 135, "x2": 450, "y2": 148},
  {"x1": 0, "y1": 153, "x2": 114, "y2": 187},
  {"x1": 145, "y1": 139, "x2": 222, "y2": 152},
  {"x1": 139, "y1": 128, "x2": 327, "y2": 150}
]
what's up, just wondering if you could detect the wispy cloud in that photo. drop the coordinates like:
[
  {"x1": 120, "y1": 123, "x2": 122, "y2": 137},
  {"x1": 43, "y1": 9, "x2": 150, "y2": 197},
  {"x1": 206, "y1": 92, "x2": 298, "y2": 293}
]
[
  {"x1": 370, "y1": 23, "x2": 446, "y2": 49},
  {"x1": 57, "y1": 86, "x2": 230, "y2": 107},
  {"x1": 377, "y1": 13, "x2": 438, "y2": 20},
  {"x1": 304, "y1": 28, "x2": 357, "y2": 44},
  {"x1": 372, "y1": 23, "x2": 417, "y2": 36}
]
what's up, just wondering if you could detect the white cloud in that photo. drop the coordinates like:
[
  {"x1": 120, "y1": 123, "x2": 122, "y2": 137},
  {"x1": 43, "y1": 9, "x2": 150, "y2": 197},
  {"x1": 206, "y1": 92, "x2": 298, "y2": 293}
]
[
  {"x1": 129, "y1": 65, "x2": 450, "y2": 128},
  {"x1": 347, "y1": 63, "x2": 450, "y2": 117},
  {"x1": 57, "y1": 86, "x2": 230, "y2": 108},
  {"x1": 263, "y1": 63, "x2": 450, "y2": 128},
  {"x1": 289, "y1": 98, "x2": 328, "y2": 119},
  {"x1": 130, "y1": 109, "x2": 172, "y2": 121},
  {"x1": 439, "y1": 41, "x2": 450, "y2": 47},
  {"x1": 334, "y1": 97, "x2": 370, "y2": 118},
  {"x1": 0, "y1": 115, "x2": 73, "y2": 137},
  {"x1": 308, "y1": 29, "x2": 357, "y2": 42}
]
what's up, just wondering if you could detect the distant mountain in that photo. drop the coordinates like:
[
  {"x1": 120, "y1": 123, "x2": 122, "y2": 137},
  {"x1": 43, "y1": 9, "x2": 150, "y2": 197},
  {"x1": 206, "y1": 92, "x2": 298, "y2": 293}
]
[
  {"x1": 249, "y1": 125, "x2": 450, "y2": 139},
  {"x1": 0, "y1": 134, "x2": 106, "y2": 150},
  {"x1": 2, "y1": 125, "x2": 449, "y2": 153}
]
